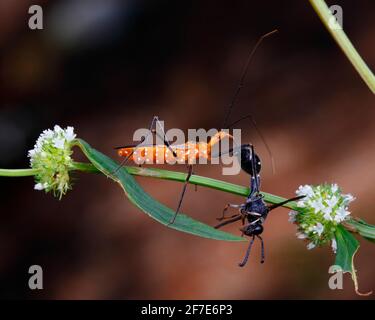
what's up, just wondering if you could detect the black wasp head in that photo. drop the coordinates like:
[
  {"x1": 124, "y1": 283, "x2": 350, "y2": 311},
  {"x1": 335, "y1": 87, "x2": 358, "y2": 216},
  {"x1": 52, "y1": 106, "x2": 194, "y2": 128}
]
[
  {"x1": 240, "y1": 144, "x2": 261, "y2": 176},
  {"x1": 243, "y1": 223, "x2": 263, "y2": 236}
]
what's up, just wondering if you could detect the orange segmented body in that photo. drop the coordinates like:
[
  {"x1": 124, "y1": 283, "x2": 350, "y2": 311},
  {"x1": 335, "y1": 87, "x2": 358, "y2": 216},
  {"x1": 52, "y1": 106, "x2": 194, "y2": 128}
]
[{"x1": 117, "y1": 131, "x2": 234, "y2": 165}]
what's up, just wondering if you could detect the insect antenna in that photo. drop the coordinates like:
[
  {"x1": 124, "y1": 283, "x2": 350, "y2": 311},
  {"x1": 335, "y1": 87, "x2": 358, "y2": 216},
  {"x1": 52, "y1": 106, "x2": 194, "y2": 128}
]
[
  {"x1": 222, "y1": 29, "x2": 278, "y2": 129},
  {"x1": 267, "y1": 195, "x2": 305, "y2": 211},
  {"x1": 238, "y1": 235, "x2": 256, "y2": 267}
]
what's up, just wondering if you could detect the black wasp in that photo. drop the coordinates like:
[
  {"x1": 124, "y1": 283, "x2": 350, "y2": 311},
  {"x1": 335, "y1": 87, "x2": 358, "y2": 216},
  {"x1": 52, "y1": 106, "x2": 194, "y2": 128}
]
[{"x1": 215, "y1": 144, "x2": 304, "y2": 267}]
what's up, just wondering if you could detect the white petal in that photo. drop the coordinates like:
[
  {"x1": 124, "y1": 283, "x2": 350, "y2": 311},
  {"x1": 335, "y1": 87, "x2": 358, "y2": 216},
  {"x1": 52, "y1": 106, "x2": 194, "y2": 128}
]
[
  {"x1": 65, "y1": 126, "x2": 76, "y2": 142},
  {"x1": 54, "y1": 125, "x2": 63, "y2": 133},
  {"x1": 334, "y1": 207, "x2": 350, "y2": 222},
  {"x1": 307, "y1": 242, "x2": 316, "y2": 250},
  {"x1": 296, "y1": 185, "x2": 314, "y2": 198},
  {"x1": 323, "y1": 211, "x2": 333, "y2": 221},
  {"x1": 310, "y1": 199, "x2": 325, "y2": 213},
  {"x1": 312, "y1": 222, "x2": 324, "y2": 236},
  {"x1": 322, "y1": 206, "x2": 333, "y2": 221},
  {"x1": 42, "y1": 129, "x2": 54, "y2": 139},
  {"x1": 34, "y1": 183, "x2": 45, "y2": 190},
  {"x1": 53, "y1": 137, "x2": 65, "y2": 149},
  {"x1": 288, "y1": 211, "x2": 297, "y2": 222},
  {"x1": 28, "y1": 150, "x2": 36, "y2": 157},
  {"x1": 344, "y1": 194, "x2": 355, "y2": 203},
  {"x1": 331, "y1": 238, "x2": 337, "y2": 254},
  {"x1": 331, "y1": 183, "x2": 338, "y2": 193},
  {"x1": 297, "y1": 201, "x2": 305, "y2": 208},
  {"x1": 296, "y1": 232, "x2": 307, "y2": 239},
  {"x1": 325, "y1": 195, "x2": 338, "y2": 208}
]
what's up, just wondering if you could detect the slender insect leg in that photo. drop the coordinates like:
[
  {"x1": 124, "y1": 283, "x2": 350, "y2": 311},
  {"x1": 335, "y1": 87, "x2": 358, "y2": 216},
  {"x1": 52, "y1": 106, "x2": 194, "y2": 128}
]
[
  {"x1": 112, "y1": 116, "x2": 160, "y2": 175},
  {"x1": 241, "y1": 215, "x2": 245, "y2": 236},
  {"x1": 217, "y1": 203, "x2": 242, "y2": 221},
  {"x1": 257, "y1": 235, "x2": 265, "y2": 264},
  {"x1": 152, "y1": 118, "x2": 177, "y2": 157},
  {"x1": 111, "y1": 150, "x2": 135, "y2": 176},
  {"x1": 113, "y1": 116, "x2": 179, "y2": 174},
  {"x1": 214, "y1": 214, "x2": 242, "y2": 229},
  {"x1": 169, "y1": 164, "x2": 193, "y2": 225},
  {"x1": 238, "y1": 235, "x2": 255, "y2": 267}
]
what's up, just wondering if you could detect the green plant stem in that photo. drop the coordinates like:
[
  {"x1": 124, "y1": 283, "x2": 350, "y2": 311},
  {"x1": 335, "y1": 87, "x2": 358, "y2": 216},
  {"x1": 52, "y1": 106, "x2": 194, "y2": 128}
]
[
  {"x1": 69, "y1": 162, "x2": 294, "y2": 208},
  {"x1": 2, "y1": 163, "x2": 374, "y2": 240},
  {"x1": 0, "y1": 163, "x2": 297, "y2": 207},
  {"x1": 309, "y1": 0, "x2": 375, "y2": 93},
  {"x1": 0, "y1": 168, "x2": 40, "y2": 177}
]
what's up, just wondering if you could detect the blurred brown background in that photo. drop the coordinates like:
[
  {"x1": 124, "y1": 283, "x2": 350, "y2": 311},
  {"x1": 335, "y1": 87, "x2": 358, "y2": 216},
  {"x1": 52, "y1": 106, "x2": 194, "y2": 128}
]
[{"x1": 0, "y1": 0, "x2": 374, "y2": 299}]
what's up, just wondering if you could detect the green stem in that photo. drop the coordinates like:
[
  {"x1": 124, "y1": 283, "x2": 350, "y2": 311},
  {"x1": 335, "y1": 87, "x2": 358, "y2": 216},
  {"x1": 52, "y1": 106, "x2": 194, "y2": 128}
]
[
  {"x1": 0, "y1": 168, "x2": 40, "y2": 177},
  {"x1": 2, "y1": 163, "x2": 374, "y2": 240},
  {"x1": 309, "y1": 0, "x2": 375, "y2": 93},
  {"x1": 0, "y1": 163, "x2": 296, "y2": 207},
  {"x1": 72, "y1": 162, "x2": 297, "y2": 208}
]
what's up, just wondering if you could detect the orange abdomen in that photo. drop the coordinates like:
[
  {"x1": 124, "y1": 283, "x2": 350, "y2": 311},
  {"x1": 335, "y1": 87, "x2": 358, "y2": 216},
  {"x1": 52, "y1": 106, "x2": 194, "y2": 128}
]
[{"x1": 117, "y1": 142, "x2": 209, "y2": 164}]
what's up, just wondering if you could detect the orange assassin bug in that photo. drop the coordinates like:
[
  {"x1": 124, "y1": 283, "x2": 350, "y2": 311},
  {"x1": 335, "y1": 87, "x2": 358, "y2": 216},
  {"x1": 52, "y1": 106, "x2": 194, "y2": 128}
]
[
  {"x1": 115, "y1": 30, "x2": 278, "y2": 224},
  {"x1": 116, "y1": 129, "x2": 234, "y2": 165}
]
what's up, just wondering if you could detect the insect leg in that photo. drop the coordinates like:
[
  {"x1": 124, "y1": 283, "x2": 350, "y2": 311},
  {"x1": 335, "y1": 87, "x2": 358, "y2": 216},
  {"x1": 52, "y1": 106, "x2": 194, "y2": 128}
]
[
  {"x1": 112, "y1": 116, "x2": 160, "y2": 174},
  {"x1": 114, "y1": 116, "x2": 179, "y2": 174},
  {"x1": 169, "y1": 164, "x2": 193, "y2": 224},
  {"x1": 239, "y1": 218, "x2": 260, "y2": 234},
  {"x1": 240, "y1": 217, "x2": 245, "y2": 236},
  {"x1": 257, "y1": 235, "x2": 265, "y2": 264},
  {"x1": 214, "y1": 214, "x2": 242, "y2": 229},
  {"x1": 115, "y1": 116, "x2": 159, "y2": 150},
  {"x1": 217, "y1": 203, "x2": 243, "y2": 221},
  {"x1": 111, "y1": 150, "x2": 135, "y2": 176},
  {"x1": 152, "y1": 117, "x2": 177, "y2": 157},
  {"x1": 238, "y1": 235, "x2": 256, "y2": 267}
]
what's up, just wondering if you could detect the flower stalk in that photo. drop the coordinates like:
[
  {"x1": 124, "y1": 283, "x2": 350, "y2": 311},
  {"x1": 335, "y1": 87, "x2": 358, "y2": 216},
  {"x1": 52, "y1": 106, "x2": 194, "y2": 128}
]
[
  {"x1": 1, "y1": 162, "x2": 374, "y2": 242},
  {"x1": 309, "y1": 0, "x2": 375, "y2": 93}
]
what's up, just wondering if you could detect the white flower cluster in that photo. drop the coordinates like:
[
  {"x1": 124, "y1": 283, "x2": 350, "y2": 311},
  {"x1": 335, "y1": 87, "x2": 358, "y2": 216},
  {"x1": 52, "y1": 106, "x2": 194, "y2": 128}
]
[
  {"x1": 289, "y1": 184, "x2": 355, "y2": 253},
  {"x1": 28, "y1": 125, "x2": 76, "y2": 198}
]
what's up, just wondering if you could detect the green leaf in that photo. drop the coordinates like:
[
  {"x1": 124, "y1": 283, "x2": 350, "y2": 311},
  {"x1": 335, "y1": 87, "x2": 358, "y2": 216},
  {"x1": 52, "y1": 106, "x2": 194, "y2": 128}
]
[
  {"x1": 335, "y1": 225, "x2": 359, "y2": 272},
  {"x1": 74, "y1": 139, "x2": 245, "y2": 242},
  {"x1": 335, "y1": 225, "x2": 371, "y2": 296},
  {"x1": 346, "y1": 218, "x2": 375, "y2": 243}
]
